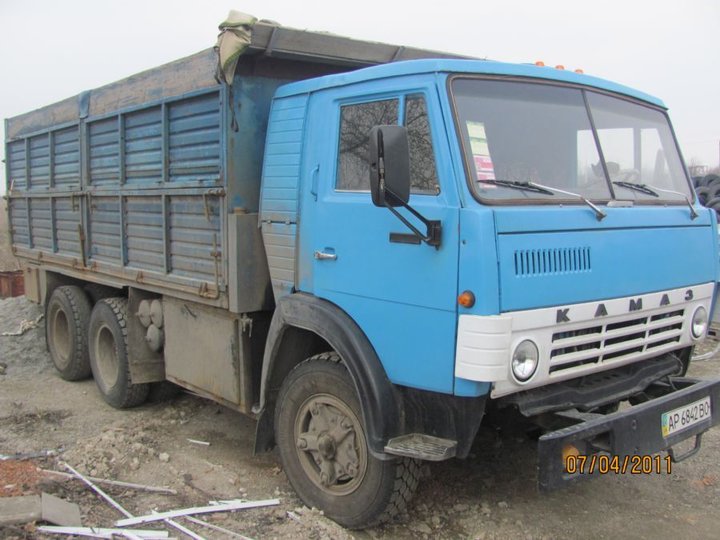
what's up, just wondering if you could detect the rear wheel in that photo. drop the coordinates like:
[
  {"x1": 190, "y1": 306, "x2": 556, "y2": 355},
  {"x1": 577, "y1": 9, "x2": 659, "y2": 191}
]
[
  {"x1": 88, "y1": 298, "x2": 149, "y2": 408},
  {"x1": 46, "y1": 286, "x2": 92, "y2": 381},
  {"x1": 274, "y1": 352, "x2": 420, "y2": 529}
]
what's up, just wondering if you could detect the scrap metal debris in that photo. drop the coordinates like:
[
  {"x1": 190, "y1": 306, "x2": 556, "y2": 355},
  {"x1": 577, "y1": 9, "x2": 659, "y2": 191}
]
[
  {"x1": 1, "y1": 313, "x2": 43, "y2": 336},
  {"x1": 116, "y1": 499, "x2": 280, "y2": 527},
  {"x1": 187, "y1": 438, "x2": 211, "y2": 447},
  {"x1": 36, "y1": 526, "x2": 169, "y2": 539},
  {"x1": 41, "y1": 468, "x2": 177, "y2": 494}
]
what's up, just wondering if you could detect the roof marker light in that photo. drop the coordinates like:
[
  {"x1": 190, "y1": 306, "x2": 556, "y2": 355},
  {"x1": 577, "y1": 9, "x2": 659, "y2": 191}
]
[
  {"x1": 535, "y1": 61, "x2": 545, "y2": 67},
  {"x1": 555, "y1": 65, "x2": 565, "y2": 70},
  {"x1": 574, "y1": 68, "x2": 584, "y2": 74}
]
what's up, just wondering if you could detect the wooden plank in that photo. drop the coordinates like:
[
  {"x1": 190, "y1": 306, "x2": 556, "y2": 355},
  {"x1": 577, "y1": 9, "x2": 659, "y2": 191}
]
[
  {"x1": 41, "y1": 492, "x2": 82, "y2": 527},
  {"x1": 0, "y1": 495, "x2": 42, "y2": 525}
]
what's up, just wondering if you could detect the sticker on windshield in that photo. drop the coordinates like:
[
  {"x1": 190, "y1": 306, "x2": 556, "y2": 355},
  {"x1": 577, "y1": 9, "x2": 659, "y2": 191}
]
[{"x1": 466, "y1": 121, "x2": 495, "y2": 181}]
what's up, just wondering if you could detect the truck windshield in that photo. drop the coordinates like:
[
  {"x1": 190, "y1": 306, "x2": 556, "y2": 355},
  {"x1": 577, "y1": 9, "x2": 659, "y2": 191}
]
[{"x1": 451, "y1": 78, "x2": 692, "y2": 204}]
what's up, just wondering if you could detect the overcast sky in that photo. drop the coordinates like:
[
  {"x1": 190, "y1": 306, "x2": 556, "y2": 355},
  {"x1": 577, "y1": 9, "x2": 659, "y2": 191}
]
[{"x1": 1, "y1": 0, "x2": 719, "y2": 192}]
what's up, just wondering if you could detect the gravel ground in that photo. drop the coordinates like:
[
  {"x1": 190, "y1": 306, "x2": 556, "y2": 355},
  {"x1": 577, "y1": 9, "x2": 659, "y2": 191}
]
[{"x1": 1, "y1": 295, "x2": 720, "y2": 539}]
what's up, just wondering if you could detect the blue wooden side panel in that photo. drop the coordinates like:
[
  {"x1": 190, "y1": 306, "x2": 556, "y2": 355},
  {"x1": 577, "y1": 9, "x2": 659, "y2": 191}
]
[
  {"x1": 89, "y1": 197, "x2": 121, "y2": 263},
  {"x1": 168, "y1": 93, "x2": 221, "y2": 183},
  {"x1": 7, "y1": 140, "x2": 27, "y2": 191},
  {"x1": 125, "y1": 107, "x2": 162, "y2": 185},
  {"x1": 55, "y1": 198, "x2": 81, "y2": 255},
  {"x1": 53, "y1": 127, "x2": 80, "y2": 188},
  {"x1": 89, "y1": 117, "x2": 120, "y2": 187},
  {"x1": 9, "y1": 198, "x2": 29, "y2": 246},
  {"x1": 169, "y1": 196, "x2": 221, "y2": 282},
  {"x1": 29, "y1": 198, "x2": 52, "y2": 250},
  {"x1": 7, "y1": 86, "x2": 227, "y2": 300},
  {"x1": 260, "y1": 94, "x2": 308, "y2": 298},
  {"x1": 28, "y1": 134, "x2": 50, "y2": 189},
  {"x1": 126, "y1": 196, "x2": 164, "y2": 271}
]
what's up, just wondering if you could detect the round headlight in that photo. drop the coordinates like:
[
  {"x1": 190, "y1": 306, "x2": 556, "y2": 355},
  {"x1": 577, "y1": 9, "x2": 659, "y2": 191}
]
[
  {"x1": 512, "y1": 340, "x2": 539, "y2": 383},
  {"x1": 691, "y1": 306, "x2": 708, "y2": 339}
]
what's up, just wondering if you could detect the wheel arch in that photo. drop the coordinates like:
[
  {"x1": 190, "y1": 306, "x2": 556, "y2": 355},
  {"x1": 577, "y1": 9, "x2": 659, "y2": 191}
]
[{"x1": 254, "y1": 293, "x2": 402, "y2": 459}]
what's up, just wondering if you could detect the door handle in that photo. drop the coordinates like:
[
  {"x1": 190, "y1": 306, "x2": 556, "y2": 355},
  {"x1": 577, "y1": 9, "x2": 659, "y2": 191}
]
[{"x1": 314, "y1": 250, "x2": 337, "y2": 261}]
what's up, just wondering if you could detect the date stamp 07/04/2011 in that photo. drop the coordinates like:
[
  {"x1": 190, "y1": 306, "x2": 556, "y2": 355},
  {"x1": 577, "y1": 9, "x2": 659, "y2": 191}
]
[{"x1": 565, "y1": 454, "x2": 673, "y2": 475}]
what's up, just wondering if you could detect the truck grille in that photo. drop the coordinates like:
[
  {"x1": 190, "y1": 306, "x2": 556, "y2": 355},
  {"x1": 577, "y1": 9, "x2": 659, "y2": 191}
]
[{"x1": 549, "y1": 308, "x2": 684, "y2": 374}]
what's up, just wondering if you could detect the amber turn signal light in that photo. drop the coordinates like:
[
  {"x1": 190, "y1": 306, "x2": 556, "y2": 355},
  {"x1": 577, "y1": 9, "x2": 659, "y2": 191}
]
[{"x1": 458, "y1": 290, "x2": 475, "y2": 308}]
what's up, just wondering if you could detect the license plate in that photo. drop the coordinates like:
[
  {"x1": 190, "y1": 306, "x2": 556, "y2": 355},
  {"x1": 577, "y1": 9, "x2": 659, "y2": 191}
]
[{"x1": 661, "y1": 397, "x2": 712, "y2": 437}]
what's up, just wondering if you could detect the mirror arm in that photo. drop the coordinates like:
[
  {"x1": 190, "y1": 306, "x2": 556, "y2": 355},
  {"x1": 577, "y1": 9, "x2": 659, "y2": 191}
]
[{"x1": 383, "y1": 186, "x2": 442, "y2": 248}]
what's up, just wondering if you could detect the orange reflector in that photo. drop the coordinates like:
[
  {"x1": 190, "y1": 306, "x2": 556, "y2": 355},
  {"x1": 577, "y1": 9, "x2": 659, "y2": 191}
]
[
  {"x1": 535, "y1": 60, "x2": 545, "y2": 67},
  {"x1": 574, "y1": 68, "x2": 584, "y2": 74},
  {"x1": 555, "y1": 64, "x2": 565, "y2": 70},
  {"x1": 458, "y1": 290, "x2": 476, "y2": 308}
]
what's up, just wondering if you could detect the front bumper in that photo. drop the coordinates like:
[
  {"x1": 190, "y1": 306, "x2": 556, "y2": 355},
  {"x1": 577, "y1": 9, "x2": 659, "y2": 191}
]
[{"x1": 538, "y1": 376, "x2": 720, "y2": 490}]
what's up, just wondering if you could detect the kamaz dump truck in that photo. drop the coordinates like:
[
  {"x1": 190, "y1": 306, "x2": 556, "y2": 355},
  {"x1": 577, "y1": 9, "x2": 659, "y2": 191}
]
[{"x1": 5, "y1": 14, "x2": 720, "y2": 528}]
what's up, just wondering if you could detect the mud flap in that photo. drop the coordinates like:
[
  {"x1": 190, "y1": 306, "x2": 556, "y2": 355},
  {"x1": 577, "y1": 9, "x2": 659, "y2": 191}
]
[{"x1": 538, "y1": 377, "x2": 720, "y2": 490}]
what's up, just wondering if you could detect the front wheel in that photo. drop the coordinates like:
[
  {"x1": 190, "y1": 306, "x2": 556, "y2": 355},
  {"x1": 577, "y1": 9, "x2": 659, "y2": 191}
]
[{"x1": 274, "y1": 352, "x2": 420, "y2": 529}]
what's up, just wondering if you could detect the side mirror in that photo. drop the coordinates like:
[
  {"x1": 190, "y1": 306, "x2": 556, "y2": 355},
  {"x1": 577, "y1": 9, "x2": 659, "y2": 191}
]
[{"x1": 368, "y1": 125, "x2": 410, "y2": 207}]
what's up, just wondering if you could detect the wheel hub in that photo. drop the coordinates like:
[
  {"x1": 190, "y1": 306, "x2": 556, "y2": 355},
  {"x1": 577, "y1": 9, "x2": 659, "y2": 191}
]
[{"x1": 294, "y1": 395, "x2": 366, "y2": 494}]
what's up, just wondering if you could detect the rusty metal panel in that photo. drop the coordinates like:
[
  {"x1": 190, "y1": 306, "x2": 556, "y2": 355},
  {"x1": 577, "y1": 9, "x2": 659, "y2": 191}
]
[
  {"x1": 163, "y1": 296, "x2": 240, "y2": 405},
  {"x1": 0, "y1": 271, "x2": 25, "y2": 299}
]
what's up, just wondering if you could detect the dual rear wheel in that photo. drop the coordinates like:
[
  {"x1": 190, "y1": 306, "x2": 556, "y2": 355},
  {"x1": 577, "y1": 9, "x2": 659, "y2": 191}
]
[{"x1": 46, "y1": 286, "x2": 148, "y2": 408}]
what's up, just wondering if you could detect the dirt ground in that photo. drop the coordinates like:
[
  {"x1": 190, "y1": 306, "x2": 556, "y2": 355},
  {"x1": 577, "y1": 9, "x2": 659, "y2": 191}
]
[{"x1": 1, "y1": 211, "x2": 720, "y2": 538}]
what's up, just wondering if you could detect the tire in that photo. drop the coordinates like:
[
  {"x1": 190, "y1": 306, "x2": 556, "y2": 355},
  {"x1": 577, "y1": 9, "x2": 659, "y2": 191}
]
[
  {"x1": 695, "y1": 186, "x2": 711, "y2": 206},
  {"x1": 705, "y1": 197, "x2": 720, "y2": 211},
  {"x1": 274, "y1": 352, "x2": 420, "y2": 529},
  {"x1": 707, "y1": 183, "x2": 720, "y2": 201},
  {"x1": 88, "y1": 297, "x2": 149, "y2": 409},
  {"x1": 46, "y1": 285, "x2": 92, "y2": 381},
  {"x1": 702, "y1": 174, "x2": 720, "y2": 187}
]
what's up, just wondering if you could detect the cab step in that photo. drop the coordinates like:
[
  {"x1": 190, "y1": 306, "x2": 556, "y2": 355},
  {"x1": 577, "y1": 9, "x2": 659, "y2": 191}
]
[{"x1": 384, "y1": 434, "x2": 457, "y2": 461}]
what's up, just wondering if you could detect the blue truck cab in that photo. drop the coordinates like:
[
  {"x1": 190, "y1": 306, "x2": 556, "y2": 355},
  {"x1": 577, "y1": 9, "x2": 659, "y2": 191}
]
[
  {"x1": 260, "y1": 57, "x2": 720, "y2": 517},
  {"x1": 6, "y1": 19, "x2": 720, "y2": 529}
]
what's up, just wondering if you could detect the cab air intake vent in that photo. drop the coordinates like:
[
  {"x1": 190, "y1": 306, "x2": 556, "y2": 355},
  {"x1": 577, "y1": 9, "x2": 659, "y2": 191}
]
[{"x1": 514, "y1": 247, "x2": 591, "y2": 277}]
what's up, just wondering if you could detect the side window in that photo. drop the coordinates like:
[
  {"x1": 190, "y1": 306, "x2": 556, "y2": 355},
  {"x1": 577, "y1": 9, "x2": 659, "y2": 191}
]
[
  {"x1": 405, "y1": 96, "x2": 440, "y2": 194},
  {"x1": 337, "y1": 99, "x2": 399, "y2": 190}
]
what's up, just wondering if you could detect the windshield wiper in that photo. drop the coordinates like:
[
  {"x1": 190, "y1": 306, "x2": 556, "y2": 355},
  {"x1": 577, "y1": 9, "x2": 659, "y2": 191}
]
[
  {"x1": 528, "y1": 182, "x2": 607, "y2": 221},
  {"x1": 613, "y1": 182, "x2": 698, "y2": 220},
  {"x1": 612, "y1": 181, "x2": 659, "y2": 197},
  {"x1": 478, "y1": 179, "x2": 555, "y2": 196}
]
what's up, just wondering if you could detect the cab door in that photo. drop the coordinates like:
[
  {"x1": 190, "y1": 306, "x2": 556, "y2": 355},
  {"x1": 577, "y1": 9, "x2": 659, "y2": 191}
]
[{"x1": 297, "y1": 81, "x2": 461, "y2": 393}]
